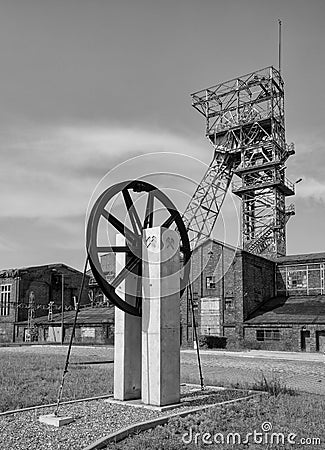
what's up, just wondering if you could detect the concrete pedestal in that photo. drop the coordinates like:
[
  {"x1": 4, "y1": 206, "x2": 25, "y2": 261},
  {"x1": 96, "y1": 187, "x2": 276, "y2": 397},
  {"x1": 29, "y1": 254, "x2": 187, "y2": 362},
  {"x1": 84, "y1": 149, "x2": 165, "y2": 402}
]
[
  {"x1": 114, "y1": 235, "x2": 141, "y2": 400},
  {"x1": 39, "y1": 414, "x2": 74, "y2": 427},
  {"x1": 141, "y1": 227, "x2": 180, "y2": 406}
]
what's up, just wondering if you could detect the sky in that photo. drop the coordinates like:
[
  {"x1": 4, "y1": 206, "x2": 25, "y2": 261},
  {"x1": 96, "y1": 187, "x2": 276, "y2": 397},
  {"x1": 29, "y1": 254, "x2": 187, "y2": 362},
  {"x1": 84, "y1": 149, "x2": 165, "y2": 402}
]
[{"x1": 0, "y1": 0, "x2": 324, "y2": 271}]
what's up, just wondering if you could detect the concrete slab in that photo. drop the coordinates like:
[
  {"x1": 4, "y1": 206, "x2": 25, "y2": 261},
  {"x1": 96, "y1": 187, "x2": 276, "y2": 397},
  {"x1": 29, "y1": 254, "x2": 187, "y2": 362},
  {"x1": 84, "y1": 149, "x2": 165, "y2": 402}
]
[
  {"x1": 105, "y1": 396, "x2": 182, "y2": 412},
  {"x1": 105, "y1": 384, "x2": 240, "y2": 412},
  {"x1": 38, "y1": 414, "x2": 74, "y2": 427},
  {"x1": 86, "y1": 393, "x2": 260, "y2": 450}
]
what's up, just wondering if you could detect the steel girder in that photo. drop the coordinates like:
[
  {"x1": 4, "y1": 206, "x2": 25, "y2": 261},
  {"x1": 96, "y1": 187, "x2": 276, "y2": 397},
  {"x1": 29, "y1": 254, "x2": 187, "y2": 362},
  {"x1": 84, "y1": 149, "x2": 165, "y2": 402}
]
[
  {"x1": 189, "y1": 66, "x2": 295, "y2": 257},
  {"x1": 182, "y1": 152, "x2": 237, "y2": 249}
]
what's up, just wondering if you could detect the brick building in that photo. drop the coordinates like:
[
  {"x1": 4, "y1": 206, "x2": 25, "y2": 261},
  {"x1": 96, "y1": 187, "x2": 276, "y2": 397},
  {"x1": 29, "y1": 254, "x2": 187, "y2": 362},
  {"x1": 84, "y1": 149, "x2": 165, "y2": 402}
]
[
  {"x1": 181, "y1": 239, "x2": 275, "y2": 346},
  {"x1": 244, "y1": 253, "x2": 325, "y2": 352},
  {"x1": 87, "y1": 253, "x2": 115, "y2": 306},
  {"x1": 83, "y1": 240, "x2": 325, "y2": 353},
  {"x1": 181, "y1": 241, "x2": 325, "y2": 353},
  {"x1": 0, "y1": 263, "x2": 90, "y2": 343},
  {"x1": 16, "y1": 306, "x2": 114, "y2": 345}
]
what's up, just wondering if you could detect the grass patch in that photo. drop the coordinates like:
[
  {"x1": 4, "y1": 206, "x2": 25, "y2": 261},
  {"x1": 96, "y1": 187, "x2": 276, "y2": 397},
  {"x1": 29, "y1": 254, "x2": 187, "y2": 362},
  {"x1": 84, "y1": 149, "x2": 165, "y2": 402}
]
[
  {"x1": 0, "y1": 347, "x2": 298, "y2": 413},
  {"x1": 231, "y1": 372, "x2": 297, "y2": 397},
  {"x1": 180, "y1": 388, "x2": 252, "y2": 408},
  {"x1": 107, "y1": 392, "x2": 325, "y2": 449},
  {"x1": 0, "y1": 350, "x2": 113, "y2": 412},
  {"x1": 251, "y1": 373, "x2": 297, "y2": 396}
]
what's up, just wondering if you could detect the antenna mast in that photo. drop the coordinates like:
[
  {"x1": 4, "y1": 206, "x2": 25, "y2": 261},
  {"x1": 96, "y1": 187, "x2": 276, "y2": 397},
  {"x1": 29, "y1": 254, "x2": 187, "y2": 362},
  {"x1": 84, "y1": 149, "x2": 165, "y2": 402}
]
[{"x1": 278, "y1": 19, "x2": 282, "y2": 75}]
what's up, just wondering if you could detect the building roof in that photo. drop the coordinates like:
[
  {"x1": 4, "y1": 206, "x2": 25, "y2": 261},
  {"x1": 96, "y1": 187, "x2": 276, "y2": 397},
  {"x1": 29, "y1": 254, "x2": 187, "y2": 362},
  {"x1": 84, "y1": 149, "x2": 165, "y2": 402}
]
[
  {"x1": 245, "y1": 296, "x2": 325, "y2": 325},
  {"x1": 193, "y1": 238, "x2": 238, "y2": 253},
  {"x1": 194, "y1": 238, "x2": 278, "y2": 264},
  {"x1": 194, "y1": 241, "x2": 325, "y2": 265},
  {"x1": 276, "y1": 252, "x2": 325, "y2": 264},
  {"x1": 16, "y1": 306, "x2": 114, "y2": 326},
  {"x1": 0, "y1": 263, "x2": 86, "y2": 278}
]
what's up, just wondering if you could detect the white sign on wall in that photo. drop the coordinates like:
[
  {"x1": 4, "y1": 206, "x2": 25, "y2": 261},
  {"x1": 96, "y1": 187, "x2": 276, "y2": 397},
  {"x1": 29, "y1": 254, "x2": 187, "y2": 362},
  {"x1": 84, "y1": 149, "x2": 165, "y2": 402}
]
[
  {"x1": 81, "y1": 327, "x2": 96, "y2": 338},
  {"x1": 200, "y1": 297, "x2": 221, "y2": 336}
]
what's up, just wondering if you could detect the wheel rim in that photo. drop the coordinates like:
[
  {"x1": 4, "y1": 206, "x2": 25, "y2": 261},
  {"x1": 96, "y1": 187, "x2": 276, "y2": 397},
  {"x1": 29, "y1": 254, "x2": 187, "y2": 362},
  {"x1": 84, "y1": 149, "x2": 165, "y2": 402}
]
[{"x1": 86, "y1": 180, "x2": 191, "y2": 316}]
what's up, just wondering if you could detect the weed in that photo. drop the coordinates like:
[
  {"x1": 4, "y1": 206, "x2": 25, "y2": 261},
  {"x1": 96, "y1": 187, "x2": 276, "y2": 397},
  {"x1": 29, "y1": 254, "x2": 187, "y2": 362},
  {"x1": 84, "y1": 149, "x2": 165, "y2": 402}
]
[{"x1": 251, "y1": 372, "x2": 297, "y2": 396}]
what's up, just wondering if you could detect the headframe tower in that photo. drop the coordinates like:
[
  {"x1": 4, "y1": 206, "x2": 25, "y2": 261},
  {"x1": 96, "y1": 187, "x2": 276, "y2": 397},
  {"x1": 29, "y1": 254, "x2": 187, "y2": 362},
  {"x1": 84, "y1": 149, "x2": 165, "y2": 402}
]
[{"x1": 183, "y1": 66, "x2": 295, "y2": 257}]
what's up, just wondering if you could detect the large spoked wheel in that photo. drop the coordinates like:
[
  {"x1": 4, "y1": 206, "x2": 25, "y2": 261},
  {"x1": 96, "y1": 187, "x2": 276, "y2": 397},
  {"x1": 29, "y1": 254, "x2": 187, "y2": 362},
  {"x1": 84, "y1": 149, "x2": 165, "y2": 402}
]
[{"x1": 86, "y1": 180, "x2": 191, "y2": 316}]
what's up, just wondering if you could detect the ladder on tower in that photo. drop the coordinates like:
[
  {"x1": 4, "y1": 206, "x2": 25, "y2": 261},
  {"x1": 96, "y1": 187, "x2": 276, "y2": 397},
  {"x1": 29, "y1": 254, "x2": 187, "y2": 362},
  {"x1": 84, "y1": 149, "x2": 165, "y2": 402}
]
[
  {"x1": 245, "y1": 203, "x2": 295, "y2": 254},
  {"x1": 245, "y1": 224, "x2": 274, "y2": 254}
]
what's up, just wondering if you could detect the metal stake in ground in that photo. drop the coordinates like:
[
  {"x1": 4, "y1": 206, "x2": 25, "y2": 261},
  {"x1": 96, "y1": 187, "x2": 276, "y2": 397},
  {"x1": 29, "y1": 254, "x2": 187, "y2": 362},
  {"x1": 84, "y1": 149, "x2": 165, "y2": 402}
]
[
  {"x1": 54, "y1": 256, "x2": 89, "y2": 417},
  {"x1": 188, "y1": 283, "x2": 205, "y2": 390},
  {"x1": 39, "y1": 257, "x2": 89, "y2": 427}
]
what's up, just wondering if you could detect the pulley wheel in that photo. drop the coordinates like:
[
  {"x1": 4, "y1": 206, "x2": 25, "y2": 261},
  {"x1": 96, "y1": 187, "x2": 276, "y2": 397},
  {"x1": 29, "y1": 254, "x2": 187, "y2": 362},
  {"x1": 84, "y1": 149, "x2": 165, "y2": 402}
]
[{"x1": 86, "y1": 180, "x2": 191, "y2": 316}]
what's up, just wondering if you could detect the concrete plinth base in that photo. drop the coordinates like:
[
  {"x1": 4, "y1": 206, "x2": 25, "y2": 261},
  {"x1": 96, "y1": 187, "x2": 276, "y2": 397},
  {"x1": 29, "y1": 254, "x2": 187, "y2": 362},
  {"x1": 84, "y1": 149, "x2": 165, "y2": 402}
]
[
  {"x1": 142, "y1": 227, "x2": 181, "y2": 407},
  {"x1": 38, "y1": 414, "x2": 74, "y2": 427},
  {"x1": 105, "y1": 397, "x2": 182, "y2": 412},
  {"x1": 114, "y1": 235, "x2": 141, "y2": 401}
]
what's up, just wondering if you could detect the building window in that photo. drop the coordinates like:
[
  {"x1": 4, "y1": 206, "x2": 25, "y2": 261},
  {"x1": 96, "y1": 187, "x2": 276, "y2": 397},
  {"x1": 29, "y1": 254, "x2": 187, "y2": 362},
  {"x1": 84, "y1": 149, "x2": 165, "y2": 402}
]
[
  {"x1": 191, "y1": 291, "x2": 199, "y2": 308},
  {"x1": 256, "y1": 329, "x2": 280, "y2": 341},
  {"x1": 0, "y1": 284, "x2": 11, "y2": 316},
  {"x1": 287, "y1": 270, "x2": 307, "y2": 289},
  {"x1": 225, "y1": 299, "x2": 233, "y2": 309},
  {"x1": 206, "y1": 276, "x2": 216, "y2": 289},
  {"x1": 44, "y1": 327, "x2": 49, "y2": 341}
]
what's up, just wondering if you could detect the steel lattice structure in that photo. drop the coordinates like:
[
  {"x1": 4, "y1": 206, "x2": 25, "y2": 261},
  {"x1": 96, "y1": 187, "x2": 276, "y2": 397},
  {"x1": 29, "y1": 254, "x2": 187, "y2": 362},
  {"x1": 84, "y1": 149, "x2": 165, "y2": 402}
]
[{"x1": 184, "y1": 66, "x2": 295, "y2": 257}]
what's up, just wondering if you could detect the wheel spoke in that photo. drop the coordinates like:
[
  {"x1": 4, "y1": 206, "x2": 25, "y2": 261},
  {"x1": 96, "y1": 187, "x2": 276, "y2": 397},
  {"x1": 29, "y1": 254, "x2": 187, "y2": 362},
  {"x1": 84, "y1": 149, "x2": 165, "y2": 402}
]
[
  {"x1": 122, "y1": 189, "x2": 143, "y2": 234},
  {"x1": 101, "y1": 210, "x2": 137, "y2": 242},
  {"x1": 96, "y1": 246, "x2": 130, "y2": 253},
  {"x1": 111, "y1": 255, "x2": 140, "y2": 289},
  {"x1": 143, "y1": 191, "x2": 154, "y2": 229},
  {"x1": 87, "y1": 179, "x2": 190, "y2": 317},
  {"x1": 161, "y1": 209, "x2": 178, "y2": 229}
]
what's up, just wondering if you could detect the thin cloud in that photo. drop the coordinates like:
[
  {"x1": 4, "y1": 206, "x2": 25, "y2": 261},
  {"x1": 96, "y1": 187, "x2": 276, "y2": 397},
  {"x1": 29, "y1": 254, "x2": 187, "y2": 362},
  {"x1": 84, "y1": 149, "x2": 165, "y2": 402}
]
[
  {"x1": 289, "y1": 132, "x2": 325, "y2": 182},
  {"x1": 1, "y1": 122, "x2": 323, "y2": 271},
  {"x1": 0, "y1": 123, "x2": 210, "y2": 268},
  {"x1": 0, "y1": 123, "x2": 208, "y2": 219},
  {"x1": 295, "y1": 177, "x2": 325, "y2": 203}
]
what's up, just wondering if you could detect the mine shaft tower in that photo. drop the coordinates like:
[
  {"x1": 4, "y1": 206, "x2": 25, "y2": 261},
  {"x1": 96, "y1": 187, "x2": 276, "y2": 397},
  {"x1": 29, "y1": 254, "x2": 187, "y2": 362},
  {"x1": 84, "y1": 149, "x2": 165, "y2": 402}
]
[{"x1": 183, "y1": 66, "x2": 295, "y2": 257}]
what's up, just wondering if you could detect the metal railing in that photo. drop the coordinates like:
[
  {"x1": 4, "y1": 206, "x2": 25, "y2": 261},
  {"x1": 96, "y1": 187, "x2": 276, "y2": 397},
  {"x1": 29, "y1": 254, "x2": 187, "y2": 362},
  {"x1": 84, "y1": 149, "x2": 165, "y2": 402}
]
[
  {"x1": 285, "y1": 203, "x2": 295, "y2": 215},
  {"x1": 232, "y1": 175, "x2": 295, "y2": 194},
  {"x1": 283, "y1": 176, "x2": 295, "y2": 193}
]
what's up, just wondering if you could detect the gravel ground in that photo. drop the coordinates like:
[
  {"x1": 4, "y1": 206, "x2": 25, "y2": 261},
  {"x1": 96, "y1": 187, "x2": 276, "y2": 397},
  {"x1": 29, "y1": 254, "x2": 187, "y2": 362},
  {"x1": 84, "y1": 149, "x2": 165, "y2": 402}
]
[
  {"x1": 2, "y1": 346, "x2": 323, "y2": 448},
  {"x1": 0, "y1": 400, "x2": 163, "y2": 450},
  {"x1": 0, "y1": 388, "x2": 248, "y2": 450}
]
